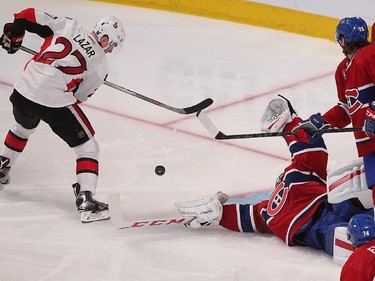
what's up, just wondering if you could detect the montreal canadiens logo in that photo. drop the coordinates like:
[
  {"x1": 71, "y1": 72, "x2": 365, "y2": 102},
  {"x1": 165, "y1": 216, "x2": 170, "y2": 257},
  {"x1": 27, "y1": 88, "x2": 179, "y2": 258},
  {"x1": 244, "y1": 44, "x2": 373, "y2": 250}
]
[
  {"x1": 345, "y1": 89, "x2": 362, "y2": 115},
  {"x1": 267, "y1": 182, "x2": 288, "y2": 216}
]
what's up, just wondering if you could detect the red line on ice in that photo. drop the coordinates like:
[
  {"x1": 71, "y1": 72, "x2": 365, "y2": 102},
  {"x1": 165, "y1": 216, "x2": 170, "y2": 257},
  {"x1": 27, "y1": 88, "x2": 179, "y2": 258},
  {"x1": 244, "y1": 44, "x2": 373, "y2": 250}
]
[{"x1": 0, "y1": 71, "x2": 333, "y2": 161}]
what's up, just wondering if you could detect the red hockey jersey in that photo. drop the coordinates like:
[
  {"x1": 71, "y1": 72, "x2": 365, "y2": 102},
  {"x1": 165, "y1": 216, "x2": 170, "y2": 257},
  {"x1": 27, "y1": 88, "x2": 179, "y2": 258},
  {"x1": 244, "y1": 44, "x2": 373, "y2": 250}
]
[
  {"x1": 323, "y1": 44, "x2": 375, "y2": 157},
  {"x1": 340, "y1": 239, "x2": 375, "y2": 281},
  {"x1": 220, "y1": 121, "x2": 328, "y2": 246}
]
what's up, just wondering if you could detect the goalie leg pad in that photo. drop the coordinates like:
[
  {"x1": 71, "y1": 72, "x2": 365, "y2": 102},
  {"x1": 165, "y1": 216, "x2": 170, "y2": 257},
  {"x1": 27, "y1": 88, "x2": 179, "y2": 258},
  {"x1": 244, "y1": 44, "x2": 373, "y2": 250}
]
[
  {"x1": 333, "y1": 226, "x2": 354, "y2": 265},
  {"x1": 174, "y1": 192, "x2": 229, "y2": 228},
  {"x1": 327, "y1": 158, "x2": 374, "y2": 209}
]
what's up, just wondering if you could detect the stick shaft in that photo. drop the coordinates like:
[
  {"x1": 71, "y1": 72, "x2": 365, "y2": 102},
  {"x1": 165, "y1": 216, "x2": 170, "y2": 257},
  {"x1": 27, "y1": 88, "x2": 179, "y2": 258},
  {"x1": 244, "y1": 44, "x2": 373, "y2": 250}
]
[
  {"x1": 19, "y1": 46, "x2": 213, "y2": 114},
  {"x1": 196, "y1": 111, "x2": 362, "y2": 140},
  {"x1": 108, "y1": 194, "x2": 193, "y2": 230}
]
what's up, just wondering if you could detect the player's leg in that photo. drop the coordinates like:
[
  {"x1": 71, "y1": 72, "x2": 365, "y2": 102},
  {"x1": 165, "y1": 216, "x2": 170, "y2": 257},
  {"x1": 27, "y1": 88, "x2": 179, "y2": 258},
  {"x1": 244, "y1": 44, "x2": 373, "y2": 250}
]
[
  {"x1": 299, "y1": 202, "x2": 349, "y2": 256},
  {"x1": 72, "y1": 138, "x2": 109, "y2": 222},
  {"x1": 328, "y1": 158, "x2": 373, "y2": 209},
  {"x1": 1, "y1": 90, "x2": 40, "y2": 186},
  {"x1": 303, "y1": 200, "x2": 373, "y2": 256},
  {"x1": 44, "y1": 103, "x2": 108, "y2": 222}
]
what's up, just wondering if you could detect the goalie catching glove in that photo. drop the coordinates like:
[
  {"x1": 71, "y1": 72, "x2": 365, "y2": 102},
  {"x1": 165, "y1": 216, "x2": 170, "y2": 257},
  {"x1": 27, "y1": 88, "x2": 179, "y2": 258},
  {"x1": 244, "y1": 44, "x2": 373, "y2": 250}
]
[
  {"x1": 260, "y1": 96, "x2": 296, "y2": 133},
  {"x1": 174, "y1": 192, "x2": 229, "y2": 228}
]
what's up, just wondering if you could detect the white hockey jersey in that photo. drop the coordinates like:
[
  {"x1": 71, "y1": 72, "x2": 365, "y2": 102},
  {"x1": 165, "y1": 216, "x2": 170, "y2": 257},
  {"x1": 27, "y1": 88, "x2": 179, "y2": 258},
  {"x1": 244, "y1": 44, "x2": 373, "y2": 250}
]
[{"x1": 13, "y1": 8, "x2": 108, "y2": 107}]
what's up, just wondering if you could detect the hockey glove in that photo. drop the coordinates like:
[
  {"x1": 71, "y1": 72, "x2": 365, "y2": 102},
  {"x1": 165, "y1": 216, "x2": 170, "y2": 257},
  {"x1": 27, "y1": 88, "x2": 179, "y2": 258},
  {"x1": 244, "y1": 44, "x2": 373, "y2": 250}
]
[
  {"x1": 295, "y1": 128, "x2": 311, "y2": 143},
  {"x1": 260, "y1": 95, "x2": 297, "y2": 133},
  {"x1": 0, "y1": 23, "x2": 24, "y2": 54},
  {"x1": 174, "y1": 192, "x2": 229, "y2": 229},
  {"x1": 293, "y1": 113, "x2": 330, "y2": 136},
  {"x1": 364, "y1": 101, "x2": 375, "y2": 138}
]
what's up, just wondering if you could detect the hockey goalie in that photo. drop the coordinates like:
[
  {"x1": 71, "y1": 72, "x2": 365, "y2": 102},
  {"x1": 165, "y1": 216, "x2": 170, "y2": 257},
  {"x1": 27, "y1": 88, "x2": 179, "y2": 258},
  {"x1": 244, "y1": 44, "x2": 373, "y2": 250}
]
[{"x1": 175, "y1": 97, "x2": 375, "y2": 265}]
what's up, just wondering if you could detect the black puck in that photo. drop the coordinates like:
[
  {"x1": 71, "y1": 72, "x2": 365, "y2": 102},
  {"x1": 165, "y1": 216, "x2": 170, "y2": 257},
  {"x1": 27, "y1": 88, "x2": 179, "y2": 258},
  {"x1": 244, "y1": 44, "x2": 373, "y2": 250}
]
[{"x1": 155, "y1": 165, "x2": 165, "y2": 176}]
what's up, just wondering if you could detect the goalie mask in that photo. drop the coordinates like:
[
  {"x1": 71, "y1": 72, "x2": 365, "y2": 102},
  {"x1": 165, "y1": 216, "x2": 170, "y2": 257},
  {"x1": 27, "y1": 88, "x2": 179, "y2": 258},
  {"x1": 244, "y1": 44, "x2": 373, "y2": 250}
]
[{"x1": 94, "y1": 16, "x2": 126, "y2": 48}]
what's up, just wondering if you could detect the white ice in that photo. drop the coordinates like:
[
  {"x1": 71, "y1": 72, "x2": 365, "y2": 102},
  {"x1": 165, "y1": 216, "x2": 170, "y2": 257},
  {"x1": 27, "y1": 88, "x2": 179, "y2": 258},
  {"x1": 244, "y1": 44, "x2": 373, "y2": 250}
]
[{"x1": 0, "y1": 1, "x2": 359, "y2": 280}]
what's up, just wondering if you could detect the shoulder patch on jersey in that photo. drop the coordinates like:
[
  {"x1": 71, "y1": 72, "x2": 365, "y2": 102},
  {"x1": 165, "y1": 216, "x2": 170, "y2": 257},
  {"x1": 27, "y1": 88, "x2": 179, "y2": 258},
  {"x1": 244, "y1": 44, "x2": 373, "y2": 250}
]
[{"x1": 267, "y1": 182, "x2": 288, "y2": 216}]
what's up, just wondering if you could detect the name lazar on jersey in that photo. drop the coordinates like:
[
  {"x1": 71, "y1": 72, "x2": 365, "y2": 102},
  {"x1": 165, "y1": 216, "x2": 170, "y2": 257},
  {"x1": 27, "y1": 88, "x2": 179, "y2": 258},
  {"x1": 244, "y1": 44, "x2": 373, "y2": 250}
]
[{"x1": 73, "y1": 34, "x2": 95, "y2": 58}]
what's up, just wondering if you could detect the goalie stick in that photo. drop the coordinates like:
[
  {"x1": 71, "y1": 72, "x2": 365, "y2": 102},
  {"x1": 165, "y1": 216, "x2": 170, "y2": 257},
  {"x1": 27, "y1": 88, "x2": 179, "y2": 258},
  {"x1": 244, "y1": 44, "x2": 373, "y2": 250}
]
[
  {"x1": 19, "y1": 46, "x2": 213, "y2": 115},
  {"x1": 196, "y1": 111, "x2": 363, "y2": 140},
  {"x1": 108, "y1": 194, "x2": 194, "y2": 229}
]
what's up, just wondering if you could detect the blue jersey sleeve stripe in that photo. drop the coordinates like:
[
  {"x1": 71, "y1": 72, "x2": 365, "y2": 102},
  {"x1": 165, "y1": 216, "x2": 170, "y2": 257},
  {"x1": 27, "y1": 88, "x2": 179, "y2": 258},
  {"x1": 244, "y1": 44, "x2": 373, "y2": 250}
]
[
  {"x1": 291, "y1": 146, "x2": 328, "y2": 160},
  {"x1": 289, "y1": 135, "x2": 327, "y2": 158},
  {"x1": 284, "y1": 169, "x2": 326, "y2": 187},
  {"x1": 239, "y1": 204, "x2": 255, "y2": 232}
]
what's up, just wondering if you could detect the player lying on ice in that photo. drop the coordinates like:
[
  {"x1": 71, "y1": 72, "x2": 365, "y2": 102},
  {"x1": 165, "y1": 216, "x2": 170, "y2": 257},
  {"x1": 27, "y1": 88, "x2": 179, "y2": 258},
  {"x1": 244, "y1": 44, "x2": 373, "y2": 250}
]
[{"x1": 175, "y1": 97, "x2": 375, "y2": 261}]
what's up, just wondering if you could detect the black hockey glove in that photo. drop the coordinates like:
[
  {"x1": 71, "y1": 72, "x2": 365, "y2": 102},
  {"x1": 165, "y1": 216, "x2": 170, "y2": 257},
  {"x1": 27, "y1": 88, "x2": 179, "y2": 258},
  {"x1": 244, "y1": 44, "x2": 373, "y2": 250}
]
[{"x1": 0, "y1": 23, "x2": 24, "y2": 54}]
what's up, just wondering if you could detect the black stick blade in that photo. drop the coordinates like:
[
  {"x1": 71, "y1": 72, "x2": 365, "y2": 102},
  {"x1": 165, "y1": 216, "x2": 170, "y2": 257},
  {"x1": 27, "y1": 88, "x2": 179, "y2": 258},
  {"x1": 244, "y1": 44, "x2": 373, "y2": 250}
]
[{"x1": 183, "y1": 98, "x2": 213, "y2": 114}]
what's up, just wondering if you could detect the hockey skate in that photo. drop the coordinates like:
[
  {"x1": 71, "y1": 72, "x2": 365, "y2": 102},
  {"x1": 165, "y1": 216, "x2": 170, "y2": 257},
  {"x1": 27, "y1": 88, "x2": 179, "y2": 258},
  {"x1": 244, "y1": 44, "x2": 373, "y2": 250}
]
[
  {"x1": 0, "y1": 156, "x2": 11, "y2": 188},
  {"x1": 260, "y1": 95, "x2": 296, "y2": 133},
  {"x1": 73, "y1": 183, "x2": 110, "y2": 223}
]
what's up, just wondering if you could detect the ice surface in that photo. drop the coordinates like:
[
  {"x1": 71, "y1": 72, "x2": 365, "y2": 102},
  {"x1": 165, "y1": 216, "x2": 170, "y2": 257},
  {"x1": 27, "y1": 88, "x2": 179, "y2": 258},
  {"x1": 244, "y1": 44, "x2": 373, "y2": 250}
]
[{"x1": 0, "y1": 1, "x2": 357, "y2": 280}]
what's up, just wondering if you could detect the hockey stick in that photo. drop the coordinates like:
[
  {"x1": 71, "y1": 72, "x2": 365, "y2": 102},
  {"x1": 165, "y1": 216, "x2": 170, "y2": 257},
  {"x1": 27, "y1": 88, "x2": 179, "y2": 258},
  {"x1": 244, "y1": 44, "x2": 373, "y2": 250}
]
[
  {"x1": 196, "y1": 111, "x2": 363, "y2": 140},
  {"x1": 108, "y1": 194, "x2": 194, "y2": 229},
  {"x1": 19, "y1": 45, "x2": 213, "y2": 114}
]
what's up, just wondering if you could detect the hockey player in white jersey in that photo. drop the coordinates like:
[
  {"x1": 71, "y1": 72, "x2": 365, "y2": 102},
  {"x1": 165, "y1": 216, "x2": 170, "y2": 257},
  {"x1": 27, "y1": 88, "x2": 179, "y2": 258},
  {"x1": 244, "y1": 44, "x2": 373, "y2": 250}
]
[{"x1": 0, "y1": 8, "x2": 125, "y2": 222}]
